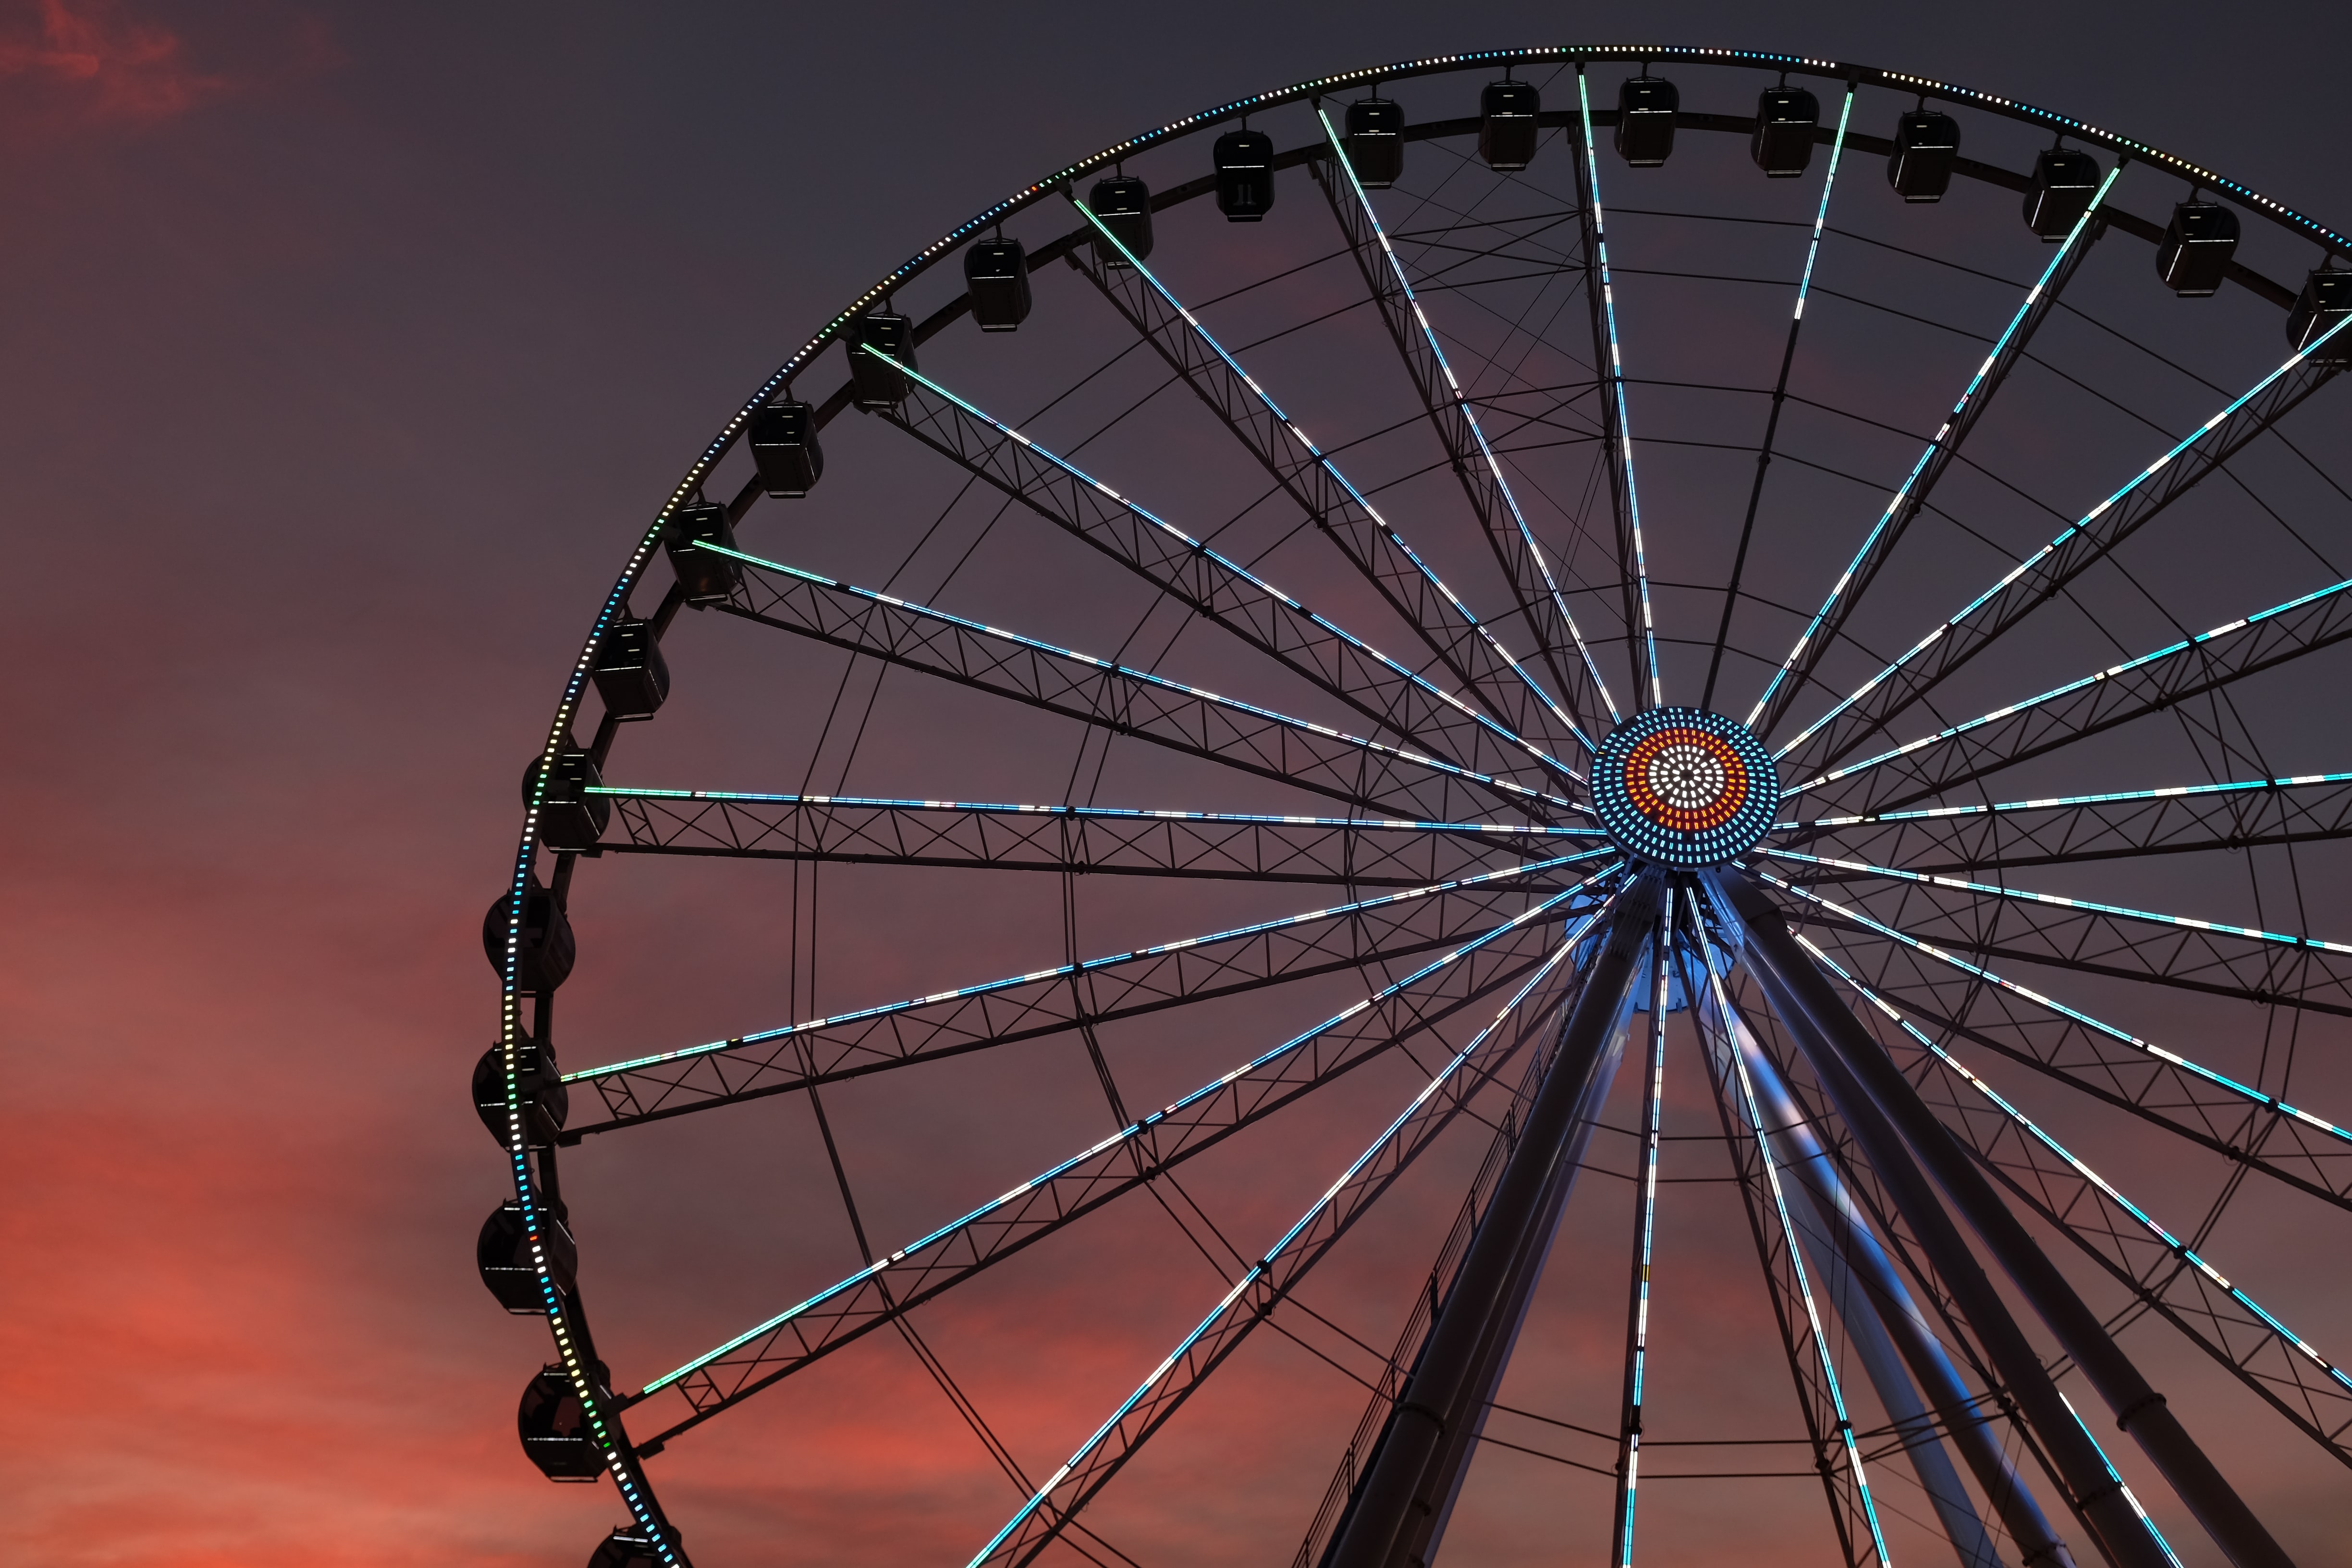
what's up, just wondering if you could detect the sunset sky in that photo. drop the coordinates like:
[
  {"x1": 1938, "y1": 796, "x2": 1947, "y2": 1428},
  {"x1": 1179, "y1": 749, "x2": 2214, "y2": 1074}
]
[{"x1": 3, "y1": 2, "x2": 2348, "y2": 1566}]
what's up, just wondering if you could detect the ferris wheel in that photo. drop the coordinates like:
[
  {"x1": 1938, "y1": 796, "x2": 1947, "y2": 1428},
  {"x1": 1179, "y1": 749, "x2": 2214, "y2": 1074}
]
[{"x1": 481, "y1": 46, "x2": 2352, "y2": 1568}]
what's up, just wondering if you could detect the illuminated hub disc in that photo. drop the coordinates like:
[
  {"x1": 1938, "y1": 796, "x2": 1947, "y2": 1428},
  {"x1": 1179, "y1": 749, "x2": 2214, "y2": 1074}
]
[{"x1": 1591, "y1": 707, "x2": 1779, "y2": 868}]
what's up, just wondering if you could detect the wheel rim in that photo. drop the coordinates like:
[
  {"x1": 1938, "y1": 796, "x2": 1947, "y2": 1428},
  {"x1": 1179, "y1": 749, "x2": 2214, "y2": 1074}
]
[{"x1": 492, "y1": 48, "x2": 2352, "y2": 1568}]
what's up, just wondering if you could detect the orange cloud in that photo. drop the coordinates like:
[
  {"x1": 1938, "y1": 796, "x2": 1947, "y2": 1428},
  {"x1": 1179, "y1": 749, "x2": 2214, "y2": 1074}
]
[{"x1": 0, "y1": 0, "x2": 233, "y2": 124}]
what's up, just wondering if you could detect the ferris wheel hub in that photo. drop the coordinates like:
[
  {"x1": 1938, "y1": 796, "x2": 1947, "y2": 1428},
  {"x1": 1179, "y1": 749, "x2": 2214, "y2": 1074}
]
[{"x1": 1591, "y1": 707, "x2": 1778, "y2": 869}]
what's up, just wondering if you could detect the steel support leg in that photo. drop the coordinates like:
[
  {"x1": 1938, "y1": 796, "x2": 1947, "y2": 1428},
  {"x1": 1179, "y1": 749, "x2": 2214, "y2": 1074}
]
[
  {"x1": 1740, "y1": 1020, "x2": 2070, "y2": 1568},
  {"x1": 1710, "y1": 872, "x2": 2182, "y2": 1568},
  {"x1": 1724, "y1": 1009, "x2": 2033, "y2": 1568},
  {"x1": 1324, "y1": 872, "x2": 1663, "y2": 1568}
]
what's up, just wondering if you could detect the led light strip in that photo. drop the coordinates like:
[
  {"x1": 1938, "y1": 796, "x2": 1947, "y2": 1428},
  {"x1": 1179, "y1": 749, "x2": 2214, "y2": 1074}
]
[
  {"x1": 1612, "y1": 890, "x2": 1674, "y2": 1568},
  {"x1": 1784, "y1": 573, "x2": 2352, "y2": 799},
  {"x1": 1754, "y1": 870, "x2": 2352, "y2": 1145},
  {"x1": 697, "y1": 538, "x2": 1593, "y2": 820},
  {"x1": 1797, "y1": 931, "x2": 2352, "y2": 1406},
  {"x1": 642, "y1": 865, "x2": 1622, "y2": 1396},
  {"x1": 872, "y1": 345, "x2": 1584, "y2": 784},
  {"x1": 1064, "y1": 199, "x2": 1599, "y2": 760},
  {"x1": 1577, "y1": 69, "x2": 1662, "y2": 710},
  {"x1": 1751, "y1": 161, "x2": 2124, "y2": 736},
  {"x1": 1762, "y1": 846, "x2": 2352, "y2": 956},
  {"x1": 1775, "y1": 770, "x2": 2352, "y2": 831},
  {"x1": 1777, "y1": 312, "x2": 2352, "y2": 765},
  {"x1": 572, "y1": 848, "x2": 1614, "y2": 1081},
  {"x1": 1316, "y1": 103, "x2": 1625, "y2": 728},
  {"x1": 964, "y1": 896, "x2": 1616, "y2": 1568},
  {"x1": 1689, "y1": 925, "x2": 1894, "y2": 1567}
]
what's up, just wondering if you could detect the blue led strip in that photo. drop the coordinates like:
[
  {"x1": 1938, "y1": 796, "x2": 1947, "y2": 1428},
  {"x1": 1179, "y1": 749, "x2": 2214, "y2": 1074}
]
[
  {"x1": 1796, "y1": 932, "x2": 2352, "y2": 1409},
  {"x1": 1314, "y1": 103, "x2": 1624, "y2": 729},
  {"x1": 569, "y1": 849, "x2": 1611, "y2": 1083},
  {"x1": 590, "y1": 784, "x2": 1604, "y2": 836},
  {"x1": 1776, "y1": 311, "x2": 2352, "y2": 765},
  {"x1": 1576, "y1": 70, "x2": 1661, "y2": 710},
  {"x1": 1792, "y1": 89, "x2": 1855, "y2": 325},
  {"x1": 1762, "y1": 847, "x2": 2352, "y2": 957},
  {"x1": 1783, "y1": 573, "x2": 2352, "y2": 800},
  {"x1": 1748, "y1": 161, "x2": 2124, "y2": 735},
  {"x1": 696, "y1": 538, "x2": 1595, "y2": 821},
  {"x1": 870, "y1": 345, "x2": 1585, "y2": 785},
  {"x1": 1688, "y1": 924, "x2": 1894, "y2": 1567},
  {"x1": 964, "y1": 899, "x2": 1615, "y2": 1568},
  {"x1": 1063, "y1": 200, "x2": 1600, "y2": 760},
  {"x1": 2060, "y1": 1393, "x2": 2188, "y2": 1567},
  {"x1": 643, "y1": 866, "x2": 1621, "y2": 1397},
  {"x1": 1610, "y1": 890, "x2": 1672, "y2": 1568},
  {"x1": 1776, "y1": 770, "x2": 2352, "y2": 831},
  {"x1": 1754, "y1": 871, "x2": 2352, "y2": 1146}
]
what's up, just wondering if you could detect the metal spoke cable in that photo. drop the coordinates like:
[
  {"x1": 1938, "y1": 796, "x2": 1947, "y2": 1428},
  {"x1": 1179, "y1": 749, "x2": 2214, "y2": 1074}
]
[
  {"x1": 1756, "y1": 871, "x2": 2352, "y2": 1145},
  {"x1": 1775, "y1": 316, "x2": 2352, "y2": 772},
  {"x1": 1703, "y1": 85, "x2": 1855, "y2": 712},
  {"x1": 1051, "y1": 206, "x2": 1594, "y2": 767},
  {"x1": 1574, "y1": 68, "x2": 1660, "y2": 707},
  {"x1": 1317, "y1": 102, "x2": 1624, "y2": 730},
  {"x1": 1747, "y1": 161, "x2": 2123, "y2": 738},
  {"x1": 1763, "y1": 845, "x2": 2352, "y2": 956}
]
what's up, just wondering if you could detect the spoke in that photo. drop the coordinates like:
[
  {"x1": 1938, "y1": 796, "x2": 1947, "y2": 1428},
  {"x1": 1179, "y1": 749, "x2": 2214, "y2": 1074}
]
[
  {"x1": 1311, "y1": 105, "x2": 1625, "y2": 733},
  {"x1": 1798, "y1": 933, "x2": 2352, "y2": 1467},
  {"x1": 1747, "y1": 162, "x2": 2122, "y2": 739},
  {"x1": 1759, "y1": 872, "x2": 2352, "y2": 1211},
  {"x1": 870, "y1": 353, "x2": 1582, "y2": 795},
  {"x1": 2059, "y1": 1394, "x2": 2193, "y2": 1568},
  {"x1": 1680, "y1": 909, "x2": 1894, "y2": 1568},
  {"x1": 964, "y1": 907, "x2": 1611, "y2": 1568},
  {"x1": 1574, "y1": 69, "x2": 1660, "y2": 708},
  {"x1": 1777, "y1": 326, "x2": 2347, "y2": 772},
  {"x1": 1765, "y1": 842, "x2": 2352, "y2": 961},
  {"x1": 1702, "y1": 86, "x2": 1857, "y2": 714},
  {"x1": 1766, "y1": 845, "x2": 2352, "y2": 1017},
  {"x1": 698, "y1": 539, "x2": 1589, "y2": 824},
  {"x1": 591, "y1": 785, "x2": 1598, "y2": 885},
  {"x1": 623, "y1": 872, "x2": 1617, "y2": 1447},
  {"x1": 1609, "y1": 893, "x2": 1673, "y2": 1568},
  {"x1": 563, "y1": 850, "x2": 1613, "y2": 1137},
  {"x1": 1782, "y1": 574, "x2": 2352, "y2": 817},
  {"x1": 1060, "y1": 196, "x2": 1598, "y2": 761},
  {"x1": 1776, "y1": 769, "x2": 2352, "y2": 872}
]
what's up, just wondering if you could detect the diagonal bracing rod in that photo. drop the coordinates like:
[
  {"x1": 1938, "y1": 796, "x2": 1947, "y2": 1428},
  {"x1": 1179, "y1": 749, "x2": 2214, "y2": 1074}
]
[
  {"x1": 1716, "y1": 871, "x2": 2294, "y2": 1568},
  {"x1": 1324, "y1": 870, "x2": 1663, "y2": 1568}
]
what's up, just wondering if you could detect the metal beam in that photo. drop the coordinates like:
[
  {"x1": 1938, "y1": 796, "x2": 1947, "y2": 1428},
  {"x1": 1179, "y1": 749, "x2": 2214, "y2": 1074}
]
[
  {"x1": 1718, "y1": 871, "x2": 2293, "y2": 1568},
  {"x1": 1323, "y1": 870, "x2": 1662, "y2": 1568},
  {"x1": 591, "y1": 786, "x2": 1593, "y2": 886}
]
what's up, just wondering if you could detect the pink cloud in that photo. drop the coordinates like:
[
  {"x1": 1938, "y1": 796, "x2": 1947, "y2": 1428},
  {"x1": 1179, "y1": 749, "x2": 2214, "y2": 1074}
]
[{"x1": 0, "y1": 0, "x2": 233, "y2": 125}]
